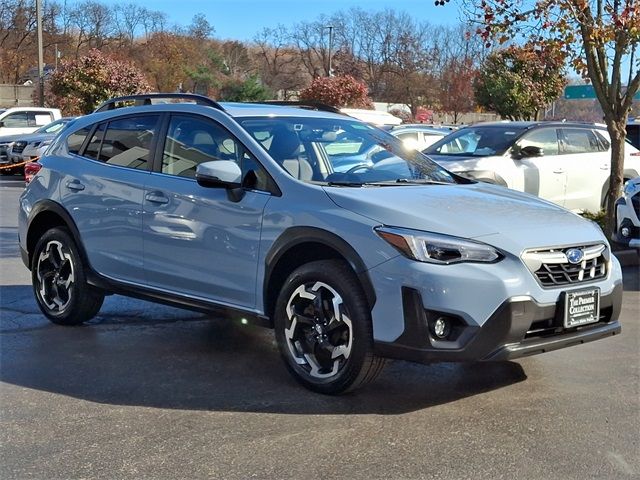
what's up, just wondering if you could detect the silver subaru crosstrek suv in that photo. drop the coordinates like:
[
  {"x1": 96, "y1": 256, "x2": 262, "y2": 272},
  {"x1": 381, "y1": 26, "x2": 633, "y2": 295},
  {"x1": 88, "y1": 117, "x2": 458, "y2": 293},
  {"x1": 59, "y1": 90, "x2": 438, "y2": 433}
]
[{"x1": 18, "y1": 94, "x2": 623, "y2": 394}]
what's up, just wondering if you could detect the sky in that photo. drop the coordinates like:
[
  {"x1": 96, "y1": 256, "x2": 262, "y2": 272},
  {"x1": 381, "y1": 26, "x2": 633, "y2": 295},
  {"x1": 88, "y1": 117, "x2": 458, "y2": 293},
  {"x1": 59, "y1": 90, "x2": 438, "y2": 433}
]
[{"x1": 100, "y1": 0, "x2": 463, "y2": 41}]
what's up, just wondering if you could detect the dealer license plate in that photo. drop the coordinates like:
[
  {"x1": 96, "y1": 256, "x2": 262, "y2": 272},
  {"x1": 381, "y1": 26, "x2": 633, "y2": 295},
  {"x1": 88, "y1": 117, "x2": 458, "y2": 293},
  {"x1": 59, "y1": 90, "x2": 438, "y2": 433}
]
[{"x1": 564, "y1": 289, "x2": 600, "y2": 328}]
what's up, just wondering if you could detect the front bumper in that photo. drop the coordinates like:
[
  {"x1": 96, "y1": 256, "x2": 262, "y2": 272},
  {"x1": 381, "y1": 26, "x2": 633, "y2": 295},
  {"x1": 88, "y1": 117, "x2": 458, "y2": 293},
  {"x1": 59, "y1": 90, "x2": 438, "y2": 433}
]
[
  {"x1": 374, "y1": 282, "x2": 622, "y2": 363},
  {"x1": 614, "y1": 196, "x2": 640, "y2": 248}
]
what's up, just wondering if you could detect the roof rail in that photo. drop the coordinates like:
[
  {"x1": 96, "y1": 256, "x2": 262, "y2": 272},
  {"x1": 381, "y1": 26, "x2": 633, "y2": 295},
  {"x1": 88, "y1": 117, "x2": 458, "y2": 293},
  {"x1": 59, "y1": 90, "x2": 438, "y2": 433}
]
[
  {"x1": 254, "y1": 101, "x2": 344, "y2": 115},
  {"x1": 94, "y1": 93, "x2": 226, "y2": 113}
]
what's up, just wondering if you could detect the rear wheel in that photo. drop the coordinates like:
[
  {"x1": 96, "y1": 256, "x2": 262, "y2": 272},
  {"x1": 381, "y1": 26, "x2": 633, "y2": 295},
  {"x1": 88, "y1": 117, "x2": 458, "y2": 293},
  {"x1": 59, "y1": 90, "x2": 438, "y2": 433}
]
[
  {"x1": 32, "y1": 227, "x2": 104, "y2": 325},
  {"x1": 274, "y1": 260, "x2": 384, "y2": 394}
]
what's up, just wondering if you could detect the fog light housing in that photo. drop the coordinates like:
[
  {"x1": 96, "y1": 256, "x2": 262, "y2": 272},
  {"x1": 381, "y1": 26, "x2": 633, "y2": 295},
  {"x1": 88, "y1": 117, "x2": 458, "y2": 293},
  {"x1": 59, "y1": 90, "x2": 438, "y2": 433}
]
[
  {"x1": 621, "y1": 226, "x2": 631, "y2": 238},
  {"x1": 433, "y1": 317, "x2": 451, "y2": 339}
]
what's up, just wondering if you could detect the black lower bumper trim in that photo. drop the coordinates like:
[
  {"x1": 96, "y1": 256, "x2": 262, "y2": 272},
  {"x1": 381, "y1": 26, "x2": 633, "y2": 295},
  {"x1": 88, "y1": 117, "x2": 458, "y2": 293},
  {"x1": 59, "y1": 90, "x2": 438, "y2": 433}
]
[
  {"x1": 374, "y1": 282, "x2": 623, "y2": 364},
  {"x1": 484, "y1": 321, "x2": 621, "y2": 360}
]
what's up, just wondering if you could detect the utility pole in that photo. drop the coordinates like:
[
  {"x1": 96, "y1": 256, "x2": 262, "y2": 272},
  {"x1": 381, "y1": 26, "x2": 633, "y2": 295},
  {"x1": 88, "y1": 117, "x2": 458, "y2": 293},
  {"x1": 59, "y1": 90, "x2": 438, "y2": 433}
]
[
  {"x1": 36, "y1": 0, "x2": 44, "y2": 106},
  {"x1": 326, "y1": 25, "x2": 334, "y2": 77}
]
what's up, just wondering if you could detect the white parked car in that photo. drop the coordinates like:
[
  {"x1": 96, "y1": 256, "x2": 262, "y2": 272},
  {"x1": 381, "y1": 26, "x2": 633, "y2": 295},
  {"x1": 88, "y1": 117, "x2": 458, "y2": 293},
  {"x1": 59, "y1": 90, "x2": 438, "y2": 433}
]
[
  {"x1": 615, "y1": 177, "x2": 640, "y2": 249},
  {"x1": 0, "y1": 107, "x2": 62, "y2": 136},
  {"x1": 424, "y1": 121, "x2": 640, "y2": 213},
  {"x1": 388, "y1": 124, "x2": 448, "y2": 150}
]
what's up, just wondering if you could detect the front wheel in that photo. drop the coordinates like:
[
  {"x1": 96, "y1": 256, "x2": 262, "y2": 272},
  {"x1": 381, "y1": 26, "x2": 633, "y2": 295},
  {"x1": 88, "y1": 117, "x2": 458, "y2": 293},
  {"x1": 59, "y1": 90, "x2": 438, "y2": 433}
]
[
  {"x1": 32, "y1": 227, "x2": 104, "y2": 325},
  {"x1": 274, "y1": 260, "x2": 385, "y2": 394}
]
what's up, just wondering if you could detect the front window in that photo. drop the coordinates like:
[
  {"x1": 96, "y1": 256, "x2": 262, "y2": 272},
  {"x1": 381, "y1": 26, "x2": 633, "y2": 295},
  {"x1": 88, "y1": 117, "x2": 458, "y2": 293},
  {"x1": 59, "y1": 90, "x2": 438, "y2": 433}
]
[
  {"x1": 161, "y1": 114, "x2": 270, "y2": 191},
  {"x1": 239, "y1": 116, "x2": 456, "y2": 186},
  {"x1": 424, "y1": 126, "x2": 526, "y2": 157},
  {"x1": 517, "y1": 128, "x2": 560, "y2": 156}
]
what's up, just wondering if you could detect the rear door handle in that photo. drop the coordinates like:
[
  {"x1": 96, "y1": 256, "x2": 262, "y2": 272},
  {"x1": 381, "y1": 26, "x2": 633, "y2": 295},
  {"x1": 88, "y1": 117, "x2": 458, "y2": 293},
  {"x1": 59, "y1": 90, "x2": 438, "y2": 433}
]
[
  {"x1": 145, "y1": 191, "x2": 169, "y2": 204},
  {"x1": 65, "y1": 179, "x2": 85, "y2": 191},
  {"x1": 553, "y1": 168, "x2": 565, "y2": 174},
  {"x1": 601, "y1": 164, "x2": 610, "y2": 170}
]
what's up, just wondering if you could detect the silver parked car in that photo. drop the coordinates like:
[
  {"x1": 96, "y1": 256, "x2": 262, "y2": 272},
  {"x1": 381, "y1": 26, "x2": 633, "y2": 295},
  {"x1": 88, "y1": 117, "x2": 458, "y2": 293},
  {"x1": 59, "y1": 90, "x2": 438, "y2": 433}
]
[{"x1": 19, "y1": 95, "x2": 622, "y2": 394}]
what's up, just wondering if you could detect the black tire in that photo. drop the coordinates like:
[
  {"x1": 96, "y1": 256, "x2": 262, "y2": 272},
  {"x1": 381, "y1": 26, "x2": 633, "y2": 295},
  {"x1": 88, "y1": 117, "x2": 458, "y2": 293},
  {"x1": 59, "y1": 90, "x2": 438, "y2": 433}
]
[
  {"x1": 274, "y1": 260, "x2": 385, "y2": 394},
  {"x1": 32, "y1": 227, "x2": 104, "y2": 325}
]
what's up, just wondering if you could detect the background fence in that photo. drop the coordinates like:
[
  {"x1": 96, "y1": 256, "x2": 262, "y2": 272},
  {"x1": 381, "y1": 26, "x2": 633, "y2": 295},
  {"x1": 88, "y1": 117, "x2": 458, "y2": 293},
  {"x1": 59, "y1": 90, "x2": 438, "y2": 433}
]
[{"x1": 0, "y1": 85, "x2": 36, "y2": 108}]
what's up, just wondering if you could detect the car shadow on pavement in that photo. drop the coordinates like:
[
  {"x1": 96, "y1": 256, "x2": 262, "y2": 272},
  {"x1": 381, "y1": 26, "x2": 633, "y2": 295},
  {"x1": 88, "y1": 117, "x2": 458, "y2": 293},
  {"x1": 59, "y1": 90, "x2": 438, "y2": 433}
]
[
  {"x1": 0, "y1": 228, "x2": 20, "y2": 259},
  {"x1": 1, "y1": 284, "x2": 527, "y2": 415},
  {"x1": 622, "y1": 266, "x2": 640, "y2": 292}
]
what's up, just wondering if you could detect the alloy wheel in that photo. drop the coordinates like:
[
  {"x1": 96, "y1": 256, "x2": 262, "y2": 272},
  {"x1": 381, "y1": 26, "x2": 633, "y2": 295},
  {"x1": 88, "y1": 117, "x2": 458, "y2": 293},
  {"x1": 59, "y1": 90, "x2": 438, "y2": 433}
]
[
  {"x1": 36, "y1": 240, "x2": 75, "y2": 312},
  {"x1": 284, "y1": 281, "x2": 353, "y2": 379}
]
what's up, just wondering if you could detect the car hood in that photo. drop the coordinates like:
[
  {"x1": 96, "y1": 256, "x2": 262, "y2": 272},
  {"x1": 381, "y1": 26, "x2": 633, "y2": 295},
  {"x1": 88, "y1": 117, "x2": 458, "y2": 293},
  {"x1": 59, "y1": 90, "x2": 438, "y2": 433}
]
[
  {"x1": 0, "y1": 133, "x2": 26, "y2": 144},
  {"x1": 323, "y1": 182, "x2": 605, "y2": 253},
  {"x1": 14, "y1": 133, "x2": 55, "y2": 144},
  {"x1": 424, "y1": 154, "x2": 489, "y2": 170}
]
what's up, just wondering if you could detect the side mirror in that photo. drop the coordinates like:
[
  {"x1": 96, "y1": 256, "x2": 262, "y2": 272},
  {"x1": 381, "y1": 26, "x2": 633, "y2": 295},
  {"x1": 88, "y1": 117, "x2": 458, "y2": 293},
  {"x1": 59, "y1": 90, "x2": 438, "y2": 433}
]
[
  {"x1": 517, "y1": 145, "x2": 544, "y2": 158},
  {"x1": 0, "y1": 121, "x2": 5, "y2": 128},
  {"x1": 196, "y1": 160, "x2": 242, "y2": 189}
]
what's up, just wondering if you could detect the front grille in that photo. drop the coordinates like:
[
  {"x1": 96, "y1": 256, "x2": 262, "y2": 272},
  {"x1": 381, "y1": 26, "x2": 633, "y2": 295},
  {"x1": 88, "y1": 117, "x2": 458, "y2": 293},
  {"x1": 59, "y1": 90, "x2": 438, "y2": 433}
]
[
  {"x1": 632, "y1": 192, "x2": 640, "y2": 217},
  {"x1": 12, "y1": 141, "x2": 27, "y2": 154},
  {"x1": 522, "y1": 244, "x2": 608, "y2": 288}
]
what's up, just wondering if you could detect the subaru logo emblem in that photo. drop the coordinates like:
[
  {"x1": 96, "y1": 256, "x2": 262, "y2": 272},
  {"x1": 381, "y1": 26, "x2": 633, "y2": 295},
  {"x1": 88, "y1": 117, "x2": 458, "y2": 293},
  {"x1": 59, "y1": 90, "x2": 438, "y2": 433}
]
[{"x1": 566, "y1": 248, "x2": 584, "y2": 264}]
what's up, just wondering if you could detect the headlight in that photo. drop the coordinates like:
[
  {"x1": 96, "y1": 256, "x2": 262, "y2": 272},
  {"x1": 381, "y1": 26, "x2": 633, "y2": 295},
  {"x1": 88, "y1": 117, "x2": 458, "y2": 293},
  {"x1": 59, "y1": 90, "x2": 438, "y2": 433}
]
[
  {"x1": 375, "y1": 226, "x2": 502, "y2": 264},
  {"x1": 39, "y1": 140, "x2": 52, "y2": 148},
  {"x1": 0, "y1": 141, "x2": 14, "y2": 149}
]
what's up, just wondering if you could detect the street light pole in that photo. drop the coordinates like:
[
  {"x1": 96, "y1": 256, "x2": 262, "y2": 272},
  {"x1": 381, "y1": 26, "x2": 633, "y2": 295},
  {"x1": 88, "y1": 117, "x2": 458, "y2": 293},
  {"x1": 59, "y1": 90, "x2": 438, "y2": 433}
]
[
  {"x1": 326, "y1": 25, "x2": 334, "y2": 77},
  {"x1": 36, "y1": 0, "x2": 44, "y2": 106}
]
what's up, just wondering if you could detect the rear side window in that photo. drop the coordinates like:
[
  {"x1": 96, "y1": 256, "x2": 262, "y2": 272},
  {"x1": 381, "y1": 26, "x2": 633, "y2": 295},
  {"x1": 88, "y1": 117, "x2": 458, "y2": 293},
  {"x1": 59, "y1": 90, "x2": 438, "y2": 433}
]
[
  {"x1": 84, "y1": 123, "x2": 106, "y2": 160},
  {"x1": 67, "y1": 127, "x2": 91, "y2": 154},
  {"x1": 561, "y1": 128, "x2": 601, "y2": 154},
  {"x1": 593, "y1": 130, "x2": 611, "y2": 151},
  {"x1": 97, "y1": 115, "x2": 159, "y2": 170}
]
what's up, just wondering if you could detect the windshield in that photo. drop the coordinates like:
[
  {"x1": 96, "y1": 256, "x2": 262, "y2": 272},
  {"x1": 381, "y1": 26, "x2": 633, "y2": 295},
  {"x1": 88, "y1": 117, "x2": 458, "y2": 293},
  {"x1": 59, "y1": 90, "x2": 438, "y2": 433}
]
[
  {"x1": 424, "y1": 126, "x2": 526, "y2": 157},
  {"x1": 34, "y1": 118, "x2": 70, "y2": 134},
  {"x1": 239, "y1": 116, "x2": 456, "y2": 186}
]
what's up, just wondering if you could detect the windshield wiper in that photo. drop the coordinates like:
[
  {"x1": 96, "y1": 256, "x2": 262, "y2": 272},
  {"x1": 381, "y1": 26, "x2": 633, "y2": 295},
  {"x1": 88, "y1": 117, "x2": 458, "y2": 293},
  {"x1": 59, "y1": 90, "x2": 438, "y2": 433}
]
[
  {"x1": 326, "y1": 181, "x2": 364, "y2": 187},
  {"x1": 363, "y1": 179, "x2": 452, "y2": 186}
]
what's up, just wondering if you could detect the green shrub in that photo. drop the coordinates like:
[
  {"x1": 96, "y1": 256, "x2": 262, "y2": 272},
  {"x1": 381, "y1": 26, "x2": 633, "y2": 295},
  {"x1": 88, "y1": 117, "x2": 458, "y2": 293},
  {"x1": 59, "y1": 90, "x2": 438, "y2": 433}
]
[{"x1": 580, "y1": 210, "x2": 607, "y2": 233}]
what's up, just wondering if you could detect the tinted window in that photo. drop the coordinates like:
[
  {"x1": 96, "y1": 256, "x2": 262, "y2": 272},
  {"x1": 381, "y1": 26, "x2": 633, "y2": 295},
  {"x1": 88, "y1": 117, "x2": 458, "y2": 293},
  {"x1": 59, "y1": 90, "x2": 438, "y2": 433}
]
[
  {"x1": 2, "y1": 112, "x2": 29, "y2": 128},
  {"x1": 67, "y1": 127, "x2": 91, "y2": 154},
  {"x1": 594, "y1": 130, "x2": 611, "y2": 151},
  {"x1": 84, "y1": 123, "x2": 106, "y2": 160},
  {"x1": 424, "y1": 126, "x2": 525, "y2": 156},
  {"x1": 97, "y1": 115, "x2": 159, "y2": 170},
  {"x1": 561, "y1": 128, "x2": 601, "y2": 154},
  {"x1": 518, "y1": 128, "x2": 559, "y2": 155},
  {"x1": 162, "y1": 114, "x2": 270, "y2": 190}
]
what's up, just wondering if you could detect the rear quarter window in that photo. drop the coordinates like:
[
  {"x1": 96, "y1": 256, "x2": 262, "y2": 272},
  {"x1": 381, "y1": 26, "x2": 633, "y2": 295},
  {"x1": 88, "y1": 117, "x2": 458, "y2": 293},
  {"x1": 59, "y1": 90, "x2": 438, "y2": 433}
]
[{"x1": 67, "y1": 127, "x2": 91, "y2": 154}]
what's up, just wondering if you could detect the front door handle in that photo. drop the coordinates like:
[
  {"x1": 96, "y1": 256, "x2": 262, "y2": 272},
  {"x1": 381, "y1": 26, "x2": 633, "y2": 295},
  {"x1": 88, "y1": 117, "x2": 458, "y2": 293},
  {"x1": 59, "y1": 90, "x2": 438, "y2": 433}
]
[
  {"x1": 65, "y1": 179, "x2": 85, "y2": 191},
  {"x1": 145, "y1": 191, "x2": 169, "y2": 204},
  {"x1": 601, "y1": 164, "x2": 610, "y2": 170},
  {"x1": 553, "y1": 168, "x2": 565, "y2": 174}
]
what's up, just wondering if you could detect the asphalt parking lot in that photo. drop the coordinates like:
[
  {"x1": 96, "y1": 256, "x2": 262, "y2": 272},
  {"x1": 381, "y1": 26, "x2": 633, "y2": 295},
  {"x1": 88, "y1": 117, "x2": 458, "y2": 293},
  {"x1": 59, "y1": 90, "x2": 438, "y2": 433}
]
[{"x1": 1, "y1": 175, "x2": 639, "y2": 479}]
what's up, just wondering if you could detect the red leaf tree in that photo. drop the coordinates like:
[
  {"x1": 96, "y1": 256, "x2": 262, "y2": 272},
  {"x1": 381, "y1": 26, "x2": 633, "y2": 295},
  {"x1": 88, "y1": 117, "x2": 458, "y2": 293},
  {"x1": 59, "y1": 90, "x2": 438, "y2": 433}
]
[
  {"x1": 46, "y1": 49, "x2": 151, "y2": 115},
  {"x1": 299, "y1": 75, "x2": 374, "y2": 108}
]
